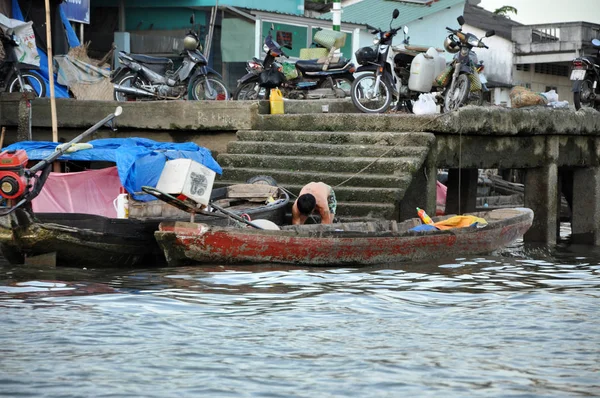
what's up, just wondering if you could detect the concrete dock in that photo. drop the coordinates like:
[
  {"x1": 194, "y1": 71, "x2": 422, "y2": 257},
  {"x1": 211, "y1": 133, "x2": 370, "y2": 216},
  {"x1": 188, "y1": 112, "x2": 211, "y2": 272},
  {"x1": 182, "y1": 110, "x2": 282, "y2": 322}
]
[{"x1": 1, "y1": 94, "x2": 600, "y2": 245}]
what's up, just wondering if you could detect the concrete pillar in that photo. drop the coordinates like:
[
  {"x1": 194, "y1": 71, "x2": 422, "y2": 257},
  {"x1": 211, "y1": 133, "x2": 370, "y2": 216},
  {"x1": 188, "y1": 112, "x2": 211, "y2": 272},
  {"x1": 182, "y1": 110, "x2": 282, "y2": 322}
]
[
  {"x1": 445, "y1": 168, "x2": 477, "y2": 215},
  {"x1": 570, "y1": 167, "x2": 600, "y2": 245},
  {"x1": 332, "y1": 0, "x2": 341, "y2": 32},
  {"x1": 524, "y1": 164, "x2": 558, "y2": 243}
]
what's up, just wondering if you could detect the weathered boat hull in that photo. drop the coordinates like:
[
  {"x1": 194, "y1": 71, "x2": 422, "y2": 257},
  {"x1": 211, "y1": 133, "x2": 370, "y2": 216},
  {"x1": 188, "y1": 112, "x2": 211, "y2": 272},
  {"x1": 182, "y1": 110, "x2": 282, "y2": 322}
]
[{"x1": 155, "y1": 208, "x2": 534, "y2": 267}]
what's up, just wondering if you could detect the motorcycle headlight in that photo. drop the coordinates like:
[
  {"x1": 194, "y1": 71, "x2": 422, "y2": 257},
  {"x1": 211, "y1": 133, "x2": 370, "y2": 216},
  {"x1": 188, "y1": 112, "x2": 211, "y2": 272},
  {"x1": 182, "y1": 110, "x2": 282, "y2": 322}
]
[
  {"x1": 373, "y1": 34, "x2": 380, "y2": 45},
  {"x1": 263, "y1": 44, "x2": 269, "y2": 53},
  {"x1": 467, "y1": 36, "x2": 480, "y2": 47}
]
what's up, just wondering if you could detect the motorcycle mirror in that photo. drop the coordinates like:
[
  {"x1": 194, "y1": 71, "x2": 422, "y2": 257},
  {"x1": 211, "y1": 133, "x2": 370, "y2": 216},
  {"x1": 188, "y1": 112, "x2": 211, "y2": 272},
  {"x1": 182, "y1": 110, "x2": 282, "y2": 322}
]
[
  {"x1": 190, "y1": 14, "x2": 195, "y2": 25},
  {"x1": 486, "y1": 30, "x2": 495, "y2": 37},
  {"x1": 457, "y1": 15, "x2": 465, "y2": 26},
  {"x1": 392, "y1": 9, "x2": 400, "y2": 19},
  {"x1": 592, "y1": 38, "x2": 600, "y2": 47}
]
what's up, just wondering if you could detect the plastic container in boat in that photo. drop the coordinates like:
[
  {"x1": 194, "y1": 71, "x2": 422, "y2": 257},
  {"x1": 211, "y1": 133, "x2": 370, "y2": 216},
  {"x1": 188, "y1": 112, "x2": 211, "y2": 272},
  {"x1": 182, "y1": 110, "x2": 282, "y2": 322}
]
[{"x1": 409, "y1": 52, "x2": 435, "y2": 92}]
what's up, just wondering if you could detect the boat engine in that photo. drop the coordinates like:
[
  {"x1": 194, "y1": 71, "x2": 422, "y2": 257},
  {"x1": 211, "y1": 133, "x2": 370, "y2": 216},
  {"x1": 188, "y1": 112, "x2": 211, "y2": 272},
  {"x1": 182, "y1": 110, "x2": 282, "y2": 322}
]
[{"x1": 0, "y1": 149, "x2": 29, "y2": 201}]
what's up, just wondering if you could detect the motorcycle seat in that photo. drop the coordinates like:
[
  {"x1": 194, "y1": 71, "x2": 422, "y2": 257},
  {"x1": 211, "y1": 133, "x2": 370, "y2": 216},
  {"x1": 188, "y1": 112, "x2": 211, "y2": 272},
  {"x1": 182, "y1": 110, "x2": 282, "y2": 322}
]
[
  {"x1": 127, "y1": 53, "x2": 172, "y2": 65},
  {"x1": 295, "y1": 57, "x2": 350, "y2": 72}
]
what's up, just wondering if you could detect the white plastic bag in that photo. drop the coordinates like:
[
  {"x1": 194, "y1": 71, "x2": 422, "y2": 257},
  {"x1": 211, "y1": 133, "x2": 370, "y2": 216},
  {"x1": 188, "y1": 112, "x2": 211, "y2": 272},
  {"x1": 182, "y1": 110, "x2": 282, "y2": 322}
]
[
  {"x1": 542, "y1": 89, "x2": 558, "y2": 103},
  {"x1": 413, "y1": 93, "x2": 437, "y2": 115}
]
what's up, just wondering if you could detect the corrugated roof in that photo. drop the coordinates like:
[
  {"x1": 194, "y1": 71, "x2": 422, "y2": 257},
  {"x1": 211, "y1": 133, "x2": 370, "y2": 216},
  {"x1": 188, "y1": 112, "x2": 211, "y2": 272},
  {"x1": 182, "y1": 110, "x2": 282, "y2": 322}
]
[
  {"x1": 320, "y1": 0, "x2": 466, "y2": 28},
  {"x1": 463, "y1": 2, "x2": 522, "y2": 40}
]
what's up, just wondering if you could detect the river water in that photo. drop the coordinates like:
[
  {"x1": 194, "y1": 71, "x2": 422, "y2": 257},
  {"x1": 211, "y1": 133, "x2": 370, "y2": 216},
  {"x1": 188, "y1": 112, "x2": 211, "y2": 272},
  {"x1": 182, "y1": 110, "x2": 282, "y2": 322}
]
[{"x1": 1, "y1": 224, "x2": 599, "y2": 397}]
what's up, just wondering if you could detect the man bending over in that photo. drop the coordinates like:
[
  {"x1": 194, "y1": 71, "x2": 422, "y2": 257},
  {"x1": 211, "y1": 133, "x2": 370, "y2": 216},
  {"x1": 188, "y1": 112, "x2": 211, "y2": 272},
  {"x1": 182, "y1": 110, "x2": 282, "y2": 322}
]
[{"x1": 292, "y1": 182, "x2": 336, "y2": 225}]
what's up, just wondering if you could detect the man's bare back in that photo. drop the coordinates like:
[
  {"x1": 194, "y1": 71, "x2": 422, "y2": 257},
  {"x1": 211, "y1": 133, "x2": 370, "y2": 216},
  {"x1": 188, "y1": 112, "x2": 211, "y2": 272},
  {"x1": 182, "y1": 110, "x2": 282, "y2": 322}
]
[{"x1": 291, "y1": 182, "x2": 336, "y2": 225}]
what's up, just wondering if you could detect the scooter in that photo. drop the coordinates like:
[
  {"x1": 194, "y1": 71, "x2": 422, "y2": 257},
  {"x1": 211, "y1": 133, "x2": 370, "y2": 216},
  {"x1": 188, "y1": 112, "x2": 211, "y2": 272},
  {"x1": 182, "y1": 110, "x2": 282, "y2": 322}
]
[
  {"x1": 112, "y1": 14, "x2": 229, "y2": 101},
  {"x1": 350, "y1": 9, "x2": 445, "y2": 113},
  {"x1": 233, "y1": 26, "x2": 356, "y2": 100},
  {"x1": 0, "y1": 28, "x2": 45, "y2": 97},
  {"x1": 570, "y1": 38, "x2": 600, "y2": 111},
  {"x1": 442, "y1": 15, "x2": 494, "y2": 112}
]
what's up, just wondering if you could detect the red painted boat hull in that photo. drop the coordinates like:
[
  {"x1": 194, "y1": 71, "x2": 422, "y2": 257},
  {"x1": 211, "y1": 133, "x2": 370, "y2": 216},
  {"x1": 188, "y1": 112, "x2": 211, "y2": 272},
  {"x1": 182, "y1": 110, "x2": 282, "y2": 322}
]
[{"x1": 155, "y1": 208, "x2": 534, "y2": 266}]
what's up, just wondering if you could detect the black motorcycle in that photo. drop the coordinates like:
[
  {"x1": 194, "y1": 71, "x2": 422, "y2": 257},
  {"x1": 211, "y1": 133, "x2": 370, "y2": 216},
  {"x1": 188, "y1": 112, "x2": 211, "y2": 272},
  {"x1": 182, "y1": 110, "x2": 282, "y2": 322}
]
[
  {"x1": 0, "y1": 28, "x2": 46, "y2": 97},
  {"x1": 442, "y1": 15, "x2": 494, "y2": 112},
  {"x1": 112, "y1": 15, "x2": 229, "y2": 101},
  {"x1": 233, "y1": 26, "x2": 355, "y2": 100},
  {"x1": 571, "y1": 38, "x2": 600, "y2": 111}
]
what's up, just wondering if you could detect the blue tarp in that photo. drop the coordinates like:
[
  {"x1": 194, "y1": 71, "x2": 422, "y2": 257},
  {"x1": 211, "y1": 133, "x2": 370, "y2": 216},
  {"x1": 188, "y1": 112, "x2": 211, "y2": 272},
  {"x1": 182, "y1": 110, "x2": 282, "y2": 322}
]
[
  {"x1": 12, "y1": 0, "x2": 80, "y2": 98},
  {"x1": 3, "y1": 138, "x2": 223, "y2": 202}
]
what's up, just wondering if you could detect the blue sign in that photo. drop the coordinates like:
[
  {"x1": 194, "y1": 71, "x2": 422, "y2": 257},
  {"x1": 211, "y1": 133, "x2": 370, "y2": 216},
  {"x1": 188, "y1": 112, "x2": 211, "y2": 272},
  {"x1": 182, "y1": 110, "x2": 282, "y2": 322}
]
[{"x1": 61, "y1": 0, "x2": 90, "y2": 24}]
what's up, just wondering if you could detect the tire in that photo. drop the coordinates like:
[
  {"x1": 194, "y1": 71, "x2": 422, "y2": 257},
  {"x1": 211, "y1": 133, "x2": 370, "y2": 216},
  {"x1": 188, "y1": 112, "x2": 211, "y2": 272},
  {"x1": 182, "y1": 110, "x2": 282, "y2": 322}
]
[
  {"x1": 246, "y1": 175, "x2": 278, "y2": 186},
  {"x1": 574, "y1": 79, "x2": 594, "y2": 110},
  {"x1": 189, "y1": 75, "x2": 230, "y2": 100},
  {"x1": 351, "y1": 73, "x2": 393, "y2": 113},
  {"x1": 114, "y1": 72, "x2": 149, "y2": 102},
  {"x1": 233, "y1": 79, "x2": 264, "y2": 100},
  {"x1": 444, "y1": 74, "x2": 470, "y2": 112},
  {"x1": 7, "y1": 71, "x2": 46, "y2": 97},
  {"x1": 319, "y1": 74, "x2": 354, "y2": 98}
]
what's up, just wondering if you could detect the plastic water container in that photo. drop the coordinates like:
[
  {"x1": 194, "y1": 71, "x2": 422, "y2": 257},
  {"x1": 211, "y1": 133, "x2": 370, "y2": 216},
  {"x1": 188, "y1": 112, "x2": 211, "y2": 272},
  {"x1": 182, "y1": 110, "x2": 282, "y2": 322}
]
[
  {"x1": 426, "y1": 47, "x2": 446, "y2": 79},
  {"x1": 270, "y1": 88, "x2": 284, "y2": 115},
  {"x1": 409, "y1": 52, "x2": 435, "y2": 92},
  {"x1": 113, "y1": 192, "x2": 129, "y2": 219}
]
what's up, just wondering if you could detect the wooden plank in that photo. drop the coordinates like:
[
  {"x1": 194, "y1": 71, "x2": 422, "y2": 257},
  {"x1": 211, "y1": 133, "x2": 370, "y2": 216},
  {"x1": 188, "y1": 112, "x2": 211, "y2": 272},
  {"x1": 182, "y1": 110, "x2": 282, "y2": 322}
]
[{"x1": 227, "y1": 184, "x2": 279, "y2": 201}]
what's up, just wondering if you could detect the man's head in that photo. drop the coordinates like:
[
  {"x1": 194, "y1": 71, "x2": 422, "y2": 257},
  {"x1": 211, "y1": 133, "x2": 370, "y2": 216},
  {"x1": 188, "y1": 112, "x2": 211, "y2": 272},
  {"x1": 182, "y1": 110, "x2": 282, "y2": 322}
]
[{"x1": 297, "y1": 193, "x2": 316, "y2": 216}]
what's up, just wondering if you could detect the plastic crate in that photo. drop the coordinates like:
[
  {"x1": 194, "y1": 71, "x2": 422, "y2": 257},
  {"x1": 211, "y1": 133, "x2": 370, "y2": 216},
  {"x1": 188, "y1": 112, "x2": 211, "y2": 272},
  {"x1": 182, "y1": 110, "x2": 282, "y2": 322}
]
[
  {"x1": 299, "y1": 47, "x2": 329, "y2": 60},
  {"x1": 313, "y1": 29, "x2": 346, "y2": 50}
]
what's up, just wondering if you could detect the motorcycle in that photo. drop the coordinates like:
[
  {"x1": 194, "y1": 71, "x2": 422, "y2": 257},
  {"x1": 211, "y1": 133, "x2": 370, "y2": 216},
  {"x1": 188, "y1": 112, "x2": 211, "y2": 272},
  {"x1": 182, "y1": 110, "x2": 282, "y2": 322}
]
[
  {"x1": 233, "y1": 26, "x2": 356, "y2": 100},
  {"x1": 570, "y1": 38, "x2": 600, "y2": 111},
  {"x1": 0, "y1": 28, "x2": 46, "y2": 97},
  {"x1": 112, "y1": 15, "x2": 229, "y2": 102},
  {"x1": 350, "y1": 9, "x2": 445, "y2": 114},
  {"x1": 442, "y1": 15, "x2": 494, "y2": 112}
]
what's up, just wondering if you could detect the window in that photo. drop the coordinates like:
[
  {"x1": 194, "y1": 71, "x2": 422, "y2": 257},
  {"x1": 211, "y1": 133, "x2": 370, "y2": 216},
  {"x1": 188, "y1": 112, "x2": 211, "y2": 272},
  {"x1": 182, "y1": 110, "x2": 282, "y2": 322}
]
[{"x1": 516, "y1": 64, "x2": 530, "y2": 72}]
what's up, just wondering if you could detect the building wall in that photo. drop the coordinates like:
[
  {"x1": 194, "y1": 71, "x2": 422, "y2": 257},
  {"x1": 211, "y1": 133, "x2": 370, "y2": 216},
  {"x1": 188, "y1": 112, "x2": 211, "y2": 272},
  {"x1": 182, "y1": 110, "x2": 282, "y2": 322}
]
[
  {"x1": 467, "y1": 25, "x2": 513, "y2": 85},
  {"x1": 513, "y1": 69, "x2": 571, "y2": 99},
  {"x1": 355, "y1": 3, "x2": 466, "y2": 64}
]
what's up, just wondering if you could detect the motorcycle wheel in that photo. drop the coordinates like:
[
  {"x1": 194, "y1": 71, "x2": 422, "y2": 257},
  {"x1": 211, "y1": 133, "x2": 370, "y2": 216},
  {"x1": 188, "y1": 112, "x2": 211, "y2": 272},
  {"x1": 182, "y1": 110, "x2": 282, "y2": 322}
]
[
  {"x1": 6, "y1": 71, "x2": 46, "y2": 97},
  {"x1": 443, "y1": 74, "x2": 470, "y2": 112},
  {"x1": 319, "y1": 74, "x2": 354, "y2": 98},
  {"x1": 114, "y1": 72, "x2": 149, "y2": 102},
  {"x1": 351, "y1": 73, "x2": 392, "y2": 113},
  {"x1": 189, "y1": 75, "x2": 230, "y2": 100},
  {"x1": 574, "y1": 79, "x2": 595, "y2": 110},
  {"x1": 233, "y1": 80, "x2": 264, "y2": 100},
  {"x1": 467, "y1": 89, "x2": 484, "y2": 107}
]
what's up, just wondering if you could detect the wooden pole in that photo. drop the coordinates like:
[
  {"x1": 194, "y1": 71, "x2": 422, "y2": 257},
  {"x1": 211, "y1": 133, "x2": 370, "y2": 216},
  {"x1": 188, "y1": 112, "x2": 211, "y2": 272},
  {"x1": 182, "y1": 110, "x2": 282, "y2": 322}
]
[
  {"x1": 44, "y1": 0, "x2": 58, "y2": 143},
  {"x1": 0, "y1": 127, "x2": 6, "y2": 149},
  {"x1": 204, "y1": 0, "x2": 218, "y2": 59}
]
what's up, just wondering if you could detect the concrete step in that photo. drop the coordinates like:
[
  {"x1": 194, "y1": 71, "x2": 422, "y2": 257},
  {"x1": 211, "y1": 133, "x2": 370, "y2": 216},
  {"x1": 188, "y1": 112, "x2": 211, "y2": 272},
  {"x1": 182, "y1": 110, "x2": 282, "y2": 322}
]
[
  {"x1": 236, "y1": 130, "x2": 435, "y2": 147},
  {"x1": 332, "y1": 201, "x2": 396, "y2": 219},
  {"x1": 217, "y1": 154, "x2": 423, "y2": 175},
  {"x1": 254, "y1": 113, "x2": 444, "y2": 133},
  {"x1": 226, "y1": 141, "x2": 430, "y2": 158},
  {"x1": 214, "y1": 180, "x2": 404, "y2": 203},
  {"x1": 217, "y1": 167, "x2": 413, "y2": 188}
]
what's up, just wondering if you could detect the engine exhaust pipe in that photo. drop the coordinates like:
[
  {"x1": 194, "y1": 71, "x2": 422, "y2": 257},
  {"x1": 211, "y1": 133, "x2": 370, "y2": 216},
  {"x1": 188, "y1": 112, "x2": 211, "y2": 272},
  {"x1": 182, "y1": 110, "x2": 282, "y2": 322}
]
[{"x1": 113, "y1": 84, "x2": 156, "y2": 97}]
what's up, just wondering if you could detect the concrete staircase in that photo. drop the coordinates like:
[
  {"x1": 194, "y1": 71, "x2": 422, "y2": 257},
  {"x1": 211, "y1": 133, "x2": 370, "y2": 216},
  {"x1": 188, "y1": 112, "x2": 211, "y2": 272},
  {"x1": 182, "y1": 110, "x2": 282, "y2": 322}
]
[{"x1": 216, "y1": 130, "x2": 436, "y2": 221}]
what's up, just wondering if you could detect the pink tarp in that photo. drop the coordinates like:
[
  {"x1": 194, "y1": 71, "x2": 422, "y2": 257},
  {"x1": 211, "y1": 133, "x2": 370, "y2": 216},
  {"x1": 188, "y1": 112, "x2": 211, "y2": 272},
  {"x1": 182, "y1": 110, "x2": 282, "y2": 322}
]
[{"x1": 32, "y1": 167, "x2": 122, "y2": 218}]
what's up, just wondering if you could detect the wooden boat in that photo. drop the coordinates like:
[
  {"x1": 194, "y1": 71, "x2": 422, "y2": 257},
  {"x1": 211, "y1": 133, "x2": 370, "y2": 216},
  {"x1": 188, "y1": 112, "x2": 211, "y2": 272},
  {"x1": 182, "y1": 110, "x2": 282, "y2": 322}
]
[
  {"x1": 0, "y1": 183, "x2": 289, "y2": 268},
  {"x1": 154, "y1": 208, "x2": 534, "y2": 267},
  {"x1": 0, "y1": 107, "x2": 289, "y2": 267}
]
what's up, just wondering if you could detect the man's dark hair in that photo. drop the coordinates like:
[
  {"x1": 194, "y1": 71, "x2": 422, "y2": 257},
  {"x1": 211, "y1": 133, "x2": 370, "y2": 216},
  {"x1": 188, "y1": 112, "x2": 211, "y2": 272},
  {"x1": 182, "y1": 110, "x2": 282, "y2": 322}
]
[{"x1": 297, "y1": 193, "x2": 316, "y2": 215}]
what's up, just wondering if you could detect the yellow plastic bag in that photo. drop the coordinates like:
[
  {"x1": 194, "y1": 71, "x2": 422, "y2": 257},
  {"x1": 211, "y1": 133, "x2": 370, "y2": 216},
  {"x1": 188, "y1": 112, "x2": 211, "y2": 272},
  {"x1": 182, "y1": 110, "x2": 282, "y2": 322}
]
[
  {"x1": 433, "y1": 215, "x2": 488, "y2": 230},
  {"x1": 270, "y1": 88, "x2": 284, "y2": 115}
]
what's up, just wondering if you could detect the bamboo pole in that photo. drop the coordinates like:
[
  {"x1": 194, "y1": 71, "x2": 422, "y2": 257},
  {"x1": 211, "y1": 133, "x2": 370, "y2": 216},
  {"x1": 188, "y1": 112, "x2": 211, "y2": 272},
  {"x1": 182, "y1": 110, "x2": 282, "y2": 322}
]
[
  {"x1": 204, "y1": 0, "x2": 218, "y2": 59},
  {"x1": 44, "y1": 0, "x2": 58, "y2": 143},
  {"x1": 0, "y1": 127, "x2": 6, "y2": 149},
  {"x1": 44, "y1": 0, "x2": 60, "y2": 172}
]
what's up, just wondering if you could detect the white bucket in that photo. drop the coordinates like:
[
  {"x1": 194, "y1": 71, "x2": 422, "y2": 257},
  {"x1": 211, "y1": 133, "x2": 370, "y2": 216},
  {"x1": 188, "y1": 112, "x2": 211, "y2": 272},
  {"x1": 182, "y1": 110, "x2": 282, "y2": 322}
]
[{"x1": 113, "y1": 193, "x2": 129, "y2": 219}]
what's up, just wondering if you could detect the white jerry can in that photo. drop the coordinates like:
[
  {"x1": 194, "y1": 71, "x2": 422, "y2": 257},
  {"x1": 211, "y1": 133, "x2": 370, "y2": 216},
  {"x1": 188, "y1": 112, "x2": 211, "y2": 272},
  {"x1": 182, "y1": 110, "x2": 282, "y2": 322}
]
[
  {"x1": 427, "y1": 47, "x2": 446, "y2": 79},
  {"x1": 408, "y1": 52, "x2": 435, "y2": 92},
  {"x1": 155, "y1": 159, "x2": 216, "y2": 206}
]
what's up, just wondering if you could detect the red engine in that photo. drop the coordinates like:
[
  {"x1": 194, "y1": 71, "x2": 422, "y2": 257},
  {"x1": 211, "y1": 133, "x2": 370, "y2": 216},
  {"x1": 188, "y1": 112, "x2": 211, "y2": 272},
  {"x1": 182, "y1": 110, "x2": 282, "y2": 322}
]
[{"x1": 0, "y1": 149, "x2": 29, "y2": 200}]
